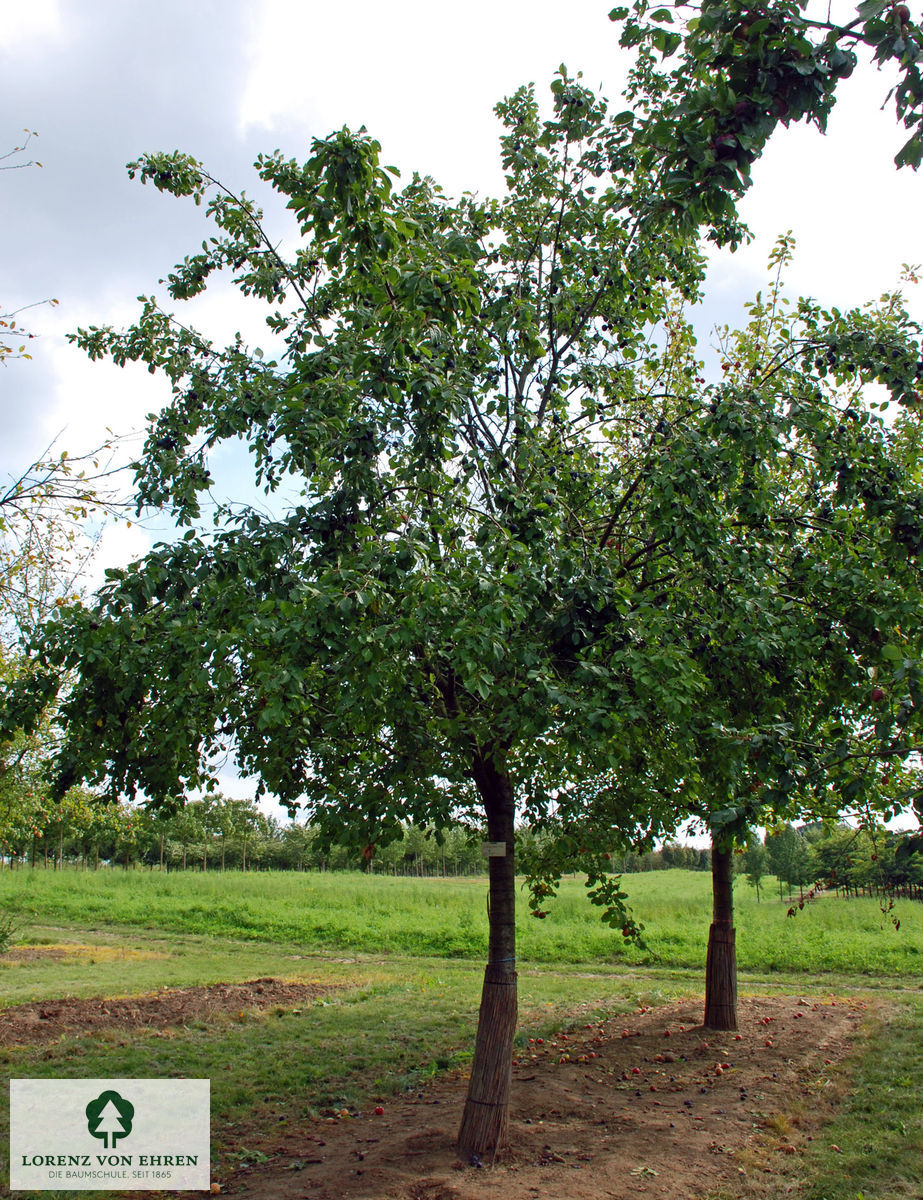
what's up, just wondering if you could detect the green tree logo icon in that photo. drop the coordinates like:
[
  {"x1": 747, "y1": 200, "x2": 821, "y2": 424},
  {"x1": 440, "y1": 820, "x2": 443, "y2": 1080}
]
[{"x1": 86, "y1": 1090, "x2": 135, "y2": 1149}]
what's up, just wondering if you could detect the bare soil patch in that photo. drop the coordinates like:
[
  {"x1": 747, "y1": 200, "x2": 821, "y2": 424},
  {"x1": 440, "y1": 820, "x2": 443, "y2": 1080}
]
[
  {"x1": 3, "y1": 943, "x2": 167, "y2": 963},
  {"x1": 0, "y1": 978, "x2": 335, "y2": 1045},
  {"x1": 0, "y1": 977, "x2": 866, "y2": 1199},
  {"x1": 221, "y1": 992, "x2": 865, "y2": 1200}
]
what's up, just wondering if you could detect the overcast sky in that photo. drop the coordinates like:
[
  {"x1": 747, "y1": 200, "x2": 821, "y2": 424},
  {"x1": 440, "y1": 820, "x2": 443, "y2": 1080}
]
[
  {"x1": 3, "y1": 1, "x2": 920, "y2": 502},
  {"x1": 2, "y1": 0, "x2": 921, "y2": 817}
]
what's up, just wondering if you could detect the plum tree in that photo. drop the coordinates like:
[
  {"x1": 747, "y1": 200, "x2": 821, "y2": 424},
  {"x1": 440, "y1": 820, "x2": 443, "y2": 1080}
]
[
  {"x1": 530, "y1": 240, "x2": 923, "y2": 1031},
  {"x1": 4, "y1": 0, "x2": 923, "y2": 1158}
]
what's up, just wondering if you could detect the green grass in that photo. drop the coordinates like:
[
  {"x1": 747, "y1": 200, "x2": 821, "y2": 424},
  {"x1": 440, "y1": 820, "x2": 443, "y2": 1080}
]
[
  {"x1": 796, "y1": 993, "x2": 923, "y2": 1200},
  {"x1": 2, "y1": 867, "x2": 922, "y2": 1199},
  {"x1": 0, "y1": 923, "x2": 695, "y2": 1196},
  {"x1": 0, "y1": 953, "x2": 685, "y2": 1125},
  {"x1": 0, "y1": 925, "x2": 363, "y2": 1006},
  {"x1": 1, "y1": 867, "x2": 920, "y2": 975},
  {"x1": 715, "y1": 993, "x2": 923, "y2": 1200}
]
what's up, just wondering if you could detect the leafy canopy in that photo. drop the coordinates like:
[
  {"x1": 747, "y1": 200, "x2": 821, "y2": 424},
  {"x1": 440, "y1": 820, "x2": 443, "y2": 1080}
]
[{"x1": 3, "y1": 4, "x2": 923, "y2": 871}]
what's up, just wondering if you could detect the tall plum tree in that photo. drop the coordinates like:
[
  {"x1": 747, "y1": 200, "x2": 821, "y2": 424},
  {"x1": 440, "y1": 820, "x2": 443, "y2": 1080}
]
[
  {"x1": 4, "y1": 1, "x2": 923, "y2": 1159},
  {"x1": 528, "y1": 239, "x2": 923, "y2": 1031},
  {"x1": 3, "y1": 76, "x2": 706, "y2": 1156}
]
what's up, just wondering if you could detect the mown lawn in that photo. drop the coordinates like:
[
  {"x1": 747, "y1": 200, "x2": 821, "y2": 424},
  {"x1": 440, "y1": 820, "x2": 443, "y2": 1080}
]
[
  {"x1": 1, "y1": 866, "x2": 920, "y2": 974},
  {"x1": 1, "y1": 867, "x2": 921, "y2": 1200}
]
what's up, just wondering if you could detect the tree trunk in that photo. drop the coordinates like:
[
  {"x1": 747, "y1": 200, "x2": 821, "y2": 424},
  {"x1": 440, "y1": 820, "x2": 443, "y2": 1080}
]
[
  {"x1": 457, "y1": 752, "x2": 517, "y2": 1162},
  {"x1": 704, "y1": 836, "x2": 737, "y2": 1031}
]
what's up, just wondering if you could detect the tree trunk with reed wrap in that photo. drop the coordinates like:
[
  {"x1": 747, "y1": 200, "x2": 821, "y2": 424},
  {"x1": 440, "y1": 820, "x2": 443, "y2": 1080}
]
[
  {"x1": 704, "y1": 835, "x2": 738, "y2": 1030},
  {"x1": 457, "y1": 752, "x2": 517, "y2": 1160}
]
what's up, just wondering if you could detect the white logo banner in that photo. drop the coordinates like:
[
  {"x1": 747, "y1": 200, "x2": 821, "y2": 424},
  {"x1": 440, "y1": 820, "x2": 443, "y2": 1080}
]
[{"x1": 10, "y1": 1079, "x2": 210, "y2": 1191}]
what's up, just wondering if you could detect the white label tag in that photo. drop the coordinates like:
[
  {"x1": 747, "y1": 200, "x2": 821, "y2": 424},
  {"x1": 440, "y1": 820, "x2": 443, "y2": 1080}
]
[
  {"x1": 480, "y1": 841, "x2": 507, "y2": 857},
  {"x1": 10, "y1": 1079, "x2": 210, "y2": 1191}
]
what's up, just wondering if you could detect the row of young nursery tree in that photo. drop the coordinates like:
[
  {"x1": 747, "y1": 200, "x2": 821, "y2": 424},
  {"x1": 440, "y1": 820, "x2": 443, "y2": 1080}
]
[
  {"x1": 744, "y1": 822, "x2": 923, "y2": 901},
  {"x1": 0, "y1": 793, "x2": 500, "y2": 875},
  {"x1": 6, "y1": 780, "x2": 921, "y2": 909},
  {"x1": 4, "y1": 0, "x2": 923, "y2": 1160},
  {"x1": 0, "y1": 784, "x2": 715, "y2": 875}
]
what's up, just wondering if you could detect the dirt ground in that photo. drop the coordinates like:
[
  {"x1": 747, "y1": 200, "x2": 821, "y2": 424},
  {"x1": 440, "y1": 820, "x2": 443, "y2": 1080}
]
[
  {"x1": 219, "y1": 992, "x2": 864, "y2": 1200},
  {"x1": 0, "y1": 971, "x2": 866, "y2": 1200},
  {"x1": 0, "y1": 976, "x2": 334, "y2": 1045}
]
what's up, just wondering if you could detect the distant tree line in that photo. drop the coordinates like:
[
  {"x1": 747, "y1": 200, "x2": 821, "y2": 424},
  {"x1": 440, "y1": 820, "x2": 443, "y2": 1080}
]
[
  {"x1": 741, "y1": 822, "x2": 923, "y2": 903},
  {"x1": 0, "y1": 790, "x2": 717, "y2": 876},
  {"x1": 0, "y1": 791, "x2": 497, "y2": 875},
  {"x1": 2, "y1": 790, "x2": 919, "y2": 904},
  {"x1": 616, "y1": 842, "x2": 713, "y2": 873},
  {"x1": 0, "y1": 788, "x2": 715, "y2": 875}
]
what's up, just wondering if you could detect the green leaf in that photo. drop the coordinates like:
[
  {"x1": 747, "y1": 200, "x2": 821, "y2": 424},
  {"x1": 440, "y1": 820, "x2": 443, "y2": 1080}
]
[{"x1": 895, "y1": 131, "x2": 923, "y2": 170}]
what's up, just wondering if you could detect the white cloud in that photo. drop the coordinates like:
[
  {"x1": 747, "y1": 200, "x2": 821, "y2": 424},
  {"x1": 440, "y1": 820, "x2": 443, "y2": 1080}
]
[
  {"x1": 81, "y1": 518, "x2": 155, "y2": 594},
  {"x1": 0, "y1": 0, "x2": 64, "y2": 53},
  {"x1": 239, "y1": 0, "x2": 633, "y2": 198}
]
